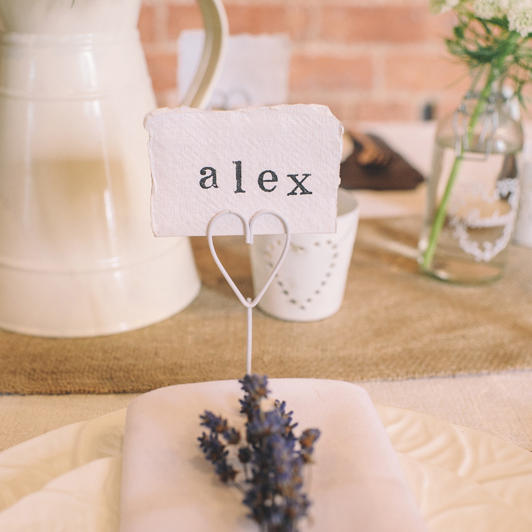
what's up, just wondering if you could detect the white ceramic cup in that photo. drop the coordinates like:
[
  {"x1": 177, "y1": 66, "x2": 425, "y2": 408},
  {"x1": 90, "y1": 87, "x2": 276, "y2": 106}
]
[{"x1": 250, "y1": 189, "x2": 360, "y2": 322}]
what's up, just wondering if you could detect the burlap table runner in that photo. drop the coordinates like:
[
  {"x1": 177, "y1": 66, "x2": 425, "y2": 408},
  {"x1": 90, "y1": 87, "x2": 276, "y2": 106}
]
[{"x1": 1, "y1": 216, "x2": 531, "y2": 395}]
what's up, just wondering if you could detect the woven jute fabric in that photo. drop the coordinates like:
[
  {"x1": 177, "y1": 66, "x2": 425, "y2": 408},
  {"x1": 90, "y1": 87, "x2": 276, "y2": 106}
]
[{"x1": 1, "y1": 216, "x2": 531, "y2": 395}]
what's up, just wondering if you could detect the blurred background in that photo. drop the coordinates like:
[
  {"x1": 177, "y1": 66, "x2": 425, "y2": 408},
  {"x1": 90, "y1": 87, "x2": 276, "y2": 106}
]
[{"x1": 137, "y1": 0, "x2": 490, "y2": 129}]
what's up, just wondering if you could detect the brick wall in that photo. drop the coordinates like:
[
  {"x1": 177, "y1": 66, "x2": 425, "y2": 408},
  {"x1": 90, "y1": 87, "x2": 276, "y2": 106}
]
[{"x1": 138, "y1": 0, "x2": 488, "y2": 127}]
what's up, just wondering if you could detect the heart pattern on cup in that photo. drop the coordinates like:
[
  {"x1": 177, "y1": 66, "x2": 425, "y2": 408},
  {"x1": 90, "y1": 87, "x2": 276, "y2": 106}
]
[{"x1": 261, "y1": 237, "x2": 340, "y2": 311}]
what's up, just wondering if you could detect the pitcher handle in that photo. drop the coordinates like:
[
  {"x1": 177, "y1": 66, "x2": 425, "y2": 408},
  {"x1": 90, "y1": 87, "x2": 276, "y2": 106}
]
[{"x1": 181, "y1": 0, "x2": 228, "y2": 109}]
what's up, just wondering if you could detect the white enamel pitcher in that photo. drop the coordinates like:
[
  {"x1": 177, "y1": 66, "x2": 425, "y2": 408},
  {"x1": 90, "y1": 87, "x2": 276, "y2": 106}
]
[{"x1": 0, "y1": 0, "x2": 227, "y2": 337}]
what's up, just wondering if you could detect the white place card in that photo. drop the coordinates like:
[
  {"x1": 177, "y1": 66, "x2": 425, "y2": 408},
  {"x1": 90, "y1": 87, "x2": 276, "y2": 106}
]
[{"x1": 145, "y1": 104, "x2": 343, "y2": 237}]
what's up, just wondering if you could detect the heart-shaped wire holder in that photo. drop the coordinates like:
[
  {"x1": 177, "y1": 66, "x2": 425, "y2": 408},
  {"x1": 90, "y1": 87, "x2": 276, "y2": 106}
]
[{"x1": 207, "y1": 210, "x2": 291, "y2": 375}]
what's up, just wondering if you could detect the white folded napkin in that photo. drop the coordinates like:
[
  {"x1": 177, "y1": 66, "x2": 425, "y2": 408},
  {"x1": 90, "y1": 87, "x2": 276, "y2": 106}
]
[{"x1": 119, "y1": 379, "x2": 428, "y2": 532}]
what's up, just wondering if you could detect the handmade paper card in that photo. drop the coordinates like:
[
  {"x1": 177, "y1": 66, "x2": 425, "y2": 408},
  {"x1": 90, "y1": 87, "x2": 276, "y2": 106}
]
[{"x1": 145, "y1": 104, "x2": 343, "y2": 237}]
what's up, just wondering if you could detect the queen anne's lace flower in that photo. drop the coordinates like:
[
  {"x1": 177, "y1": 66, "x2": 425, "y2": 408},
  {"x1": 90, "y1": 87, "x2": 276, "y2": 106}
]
[
  {"x1": 430, "y1": 0, "x2": 461, "y2": 14},
  {"x1": 508, "y1": 0, "x2": 532, "y2": 37},
  {"x1": 473, "y1": 0, "x2": 505, "y2": 18}
]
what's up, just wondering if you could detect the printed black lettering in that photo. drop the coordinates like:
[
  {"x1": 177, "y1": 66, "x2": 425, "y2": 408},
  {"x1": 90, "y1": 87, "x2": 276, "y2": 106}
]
[
  {"x1": 199, "y1": 167, "x2": 218, "y2": 189},
  {"x1": 258, "y1": 170, "x2": 278, "y2": 192},
  {"x1": 287, "y1": 174, "x2": 312, "y2": 196},
  {"x1": 233, "y1": 160, "x2": 246, "y2": 194}
]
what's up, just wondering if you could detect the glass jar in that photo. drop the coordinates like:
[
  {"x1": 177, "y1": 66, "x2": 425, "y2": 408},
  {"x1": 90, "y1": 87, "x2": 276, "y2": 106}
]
[{"x1": 418, "y1": 88, "x2": 523, "y2": 283}]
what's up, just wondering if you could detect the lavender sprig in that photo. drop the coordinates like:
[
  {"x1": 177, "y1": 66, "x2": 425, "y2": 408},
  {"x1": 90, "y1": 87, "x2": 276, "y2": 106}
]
[{"x1": 198, "y1": 374, "x2": 320, "y2": 532}]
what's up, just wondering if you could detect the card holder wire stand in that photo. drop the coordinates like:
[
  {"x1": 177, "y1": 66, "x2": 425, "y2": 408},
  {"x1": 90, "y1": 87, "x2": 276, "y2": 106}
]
[{"x1": 207, "y1": 210, "x2": 291, "y2": 375}]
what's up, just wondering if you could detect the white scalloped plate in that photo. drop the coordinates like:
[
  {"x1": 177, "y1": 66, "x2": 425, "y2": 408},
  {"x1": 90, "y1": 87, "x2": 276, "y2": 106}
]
[{"x1": 0, "y1": 400, "x2": 531, "y2": 532}]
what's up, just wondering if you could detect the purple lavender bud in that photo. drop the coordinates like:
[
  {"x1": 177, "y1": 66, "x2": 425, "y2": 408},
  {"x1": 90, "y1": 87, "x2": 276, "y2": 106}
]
[
  {"x1": 299, "y1": 428, "x2": 320, "y2": 449},
  {"x1": 215, "y1": 461, "x2": 239, "y2": 483},
  {"x1": 239, "y1": 374, "x2": 269, "y2": 401},
  {"x1": 223, "y1": 427, "x2": 241, "y2": 445},
  {"x1": 199, "y1": 411, "x2": 228, "y2": 433},
  {"x1": 238, "y1": 446, "x2": 252, "y2": 463},
  {"x1": 199, "y1": 374, "x2": 319, "y2": 532}
]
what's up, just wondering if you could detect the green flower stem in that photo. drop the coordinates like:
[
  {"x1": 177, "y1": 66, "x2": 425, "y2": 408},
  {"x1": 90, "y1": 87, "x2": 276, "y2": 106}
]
[
  {"x1": 422, "y1": 154, "x2": 463, "y2": 269},
  {"x1": 421, "y1": 69, "x2": 496, "y2": 270}
]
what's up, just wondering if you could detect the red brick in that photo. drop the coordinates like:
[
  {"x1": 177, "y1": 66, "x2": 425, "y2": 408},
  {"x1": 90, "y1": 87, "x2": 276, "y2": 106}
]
[
  {"x1": 386, "y1": 54, "x2": 470, "y2": 92},
  {"x1": 286, "y1": 6, "x2": 313, "y2": 41},
  {"x1": 290, "y1": 54, "x2": 373, "y2": 92},
  {"x1": 138, "y1": 5, "x2": 156, "y2": 44},
  {"x1": 224, "y1": 5, "x2": 310, "y2": 40},
  {"x1": 225, "y1": 5, "x2": 284, "y2": 34},
  {"x1": 167, "y1": 4, "x2": 203, "y2": 40},
  {"x1": 321, "y1": 6, "x2": 432, "y2": 43},
  {"x1": 428, "y1": 10, "x2": 457, "y2": 42},
  {"x1": 145, "y1": 51, "x2": 177, "y2": 92},
  {"x1": 351, "y1": 100, "x2": 416, "y2": 121}
]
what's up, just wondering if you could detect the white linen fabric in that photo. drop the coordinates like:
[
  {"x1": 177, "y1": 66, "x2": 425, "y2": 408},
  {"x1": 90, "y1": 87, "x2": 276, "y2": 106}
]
[
  {"x1": 119, "y1": 379, "x2": 427, "y2": 532},
  {"x1": 1, "y1": 396, "x2": 532, "y2": 531}
]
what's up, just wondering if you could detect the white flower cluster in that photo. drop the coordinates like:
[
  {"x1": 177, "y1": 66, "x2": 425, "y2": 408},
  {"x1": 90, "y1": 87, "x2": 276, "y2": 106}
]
[
  {"x1": 429, "y1": 0, "x2": 461, "y2": 14},
  {"x1": 473, "y1": 0, "x2": 505, "y2": 19},
  {"x1": 429, "y1": 0, "x2": 532, "y2": 37},
  {"x1": 508, "y1": 0, "x2": 532, "y2": 37}
]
